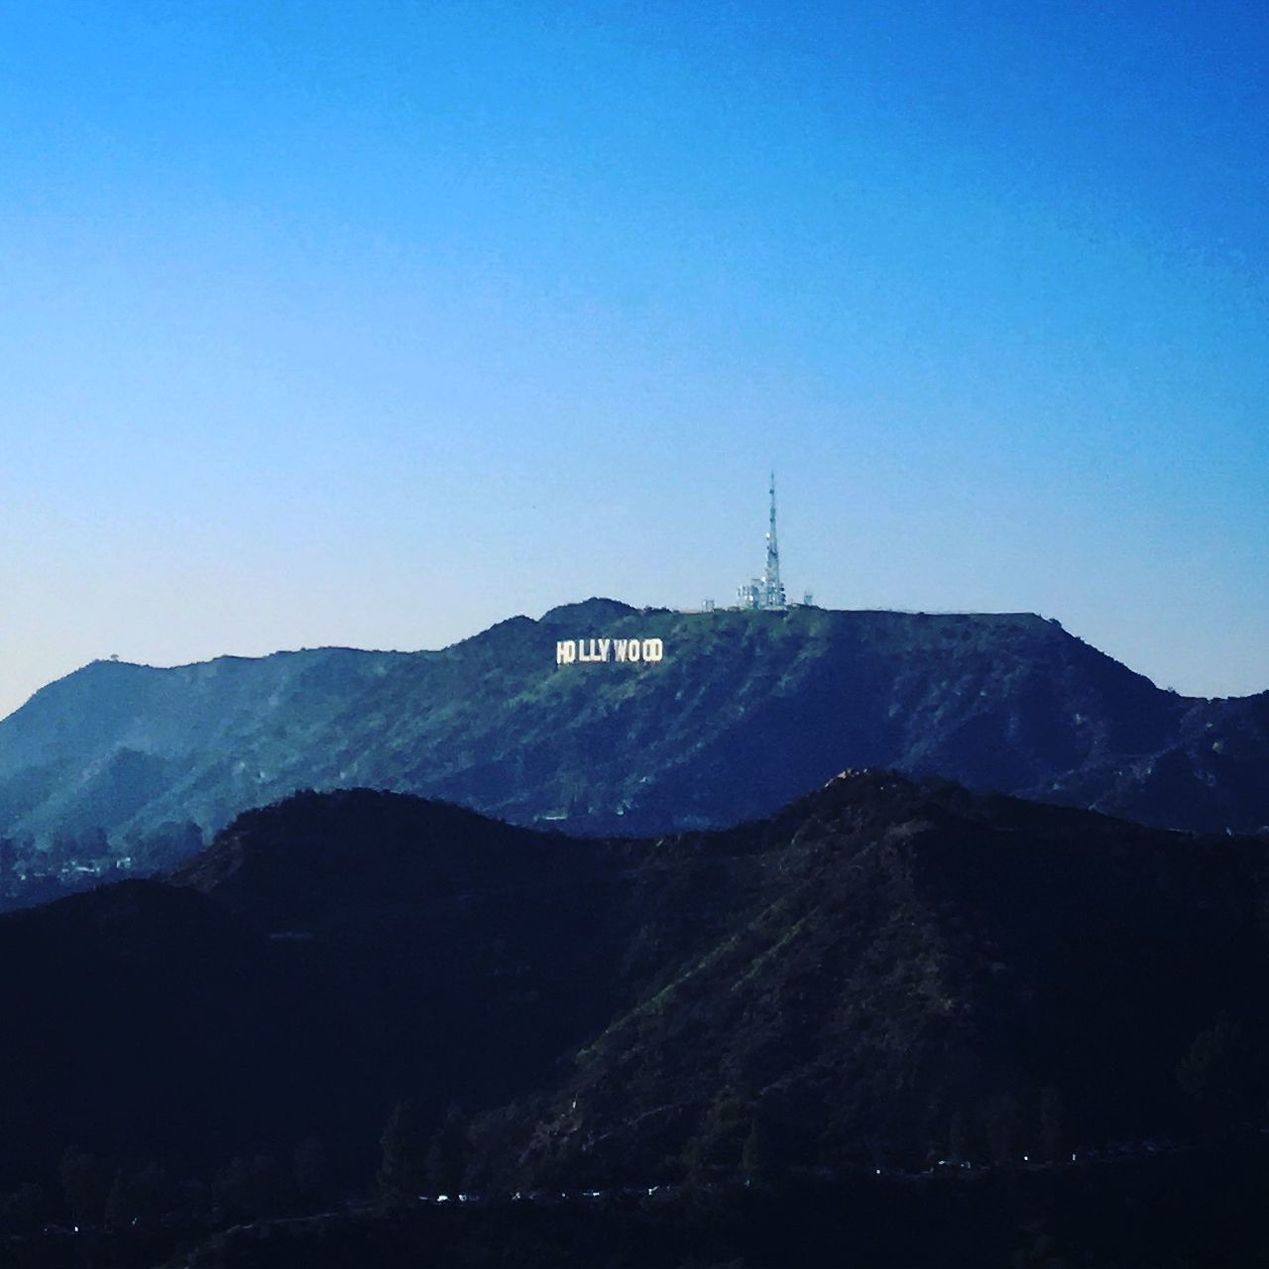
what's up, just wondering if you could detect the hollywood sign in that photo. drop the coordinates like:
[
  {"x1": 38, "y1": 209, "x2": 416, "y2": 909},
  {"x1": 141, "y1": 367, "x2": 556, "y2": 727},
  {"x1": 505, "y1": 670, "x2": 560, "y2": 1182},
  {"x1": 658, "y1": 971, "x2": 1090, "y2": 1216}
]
[{"x1": 556, "y1": 637, "x2": 664, "y2": 665}]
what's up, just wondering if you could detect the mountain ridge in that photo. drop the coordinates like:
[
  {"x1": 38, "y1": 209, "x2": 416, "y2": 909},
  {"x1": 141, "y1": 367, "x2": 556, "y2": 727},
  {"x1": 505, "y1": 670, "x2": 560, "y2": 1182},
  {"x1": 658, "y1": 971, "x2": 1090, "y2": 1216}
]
[
  {"x1": 0, "y1": 603, "x2": 1265, "y2": 890},
  {"x1": 0, "y1": 773, "x2": 1265, "y2": 1197}
]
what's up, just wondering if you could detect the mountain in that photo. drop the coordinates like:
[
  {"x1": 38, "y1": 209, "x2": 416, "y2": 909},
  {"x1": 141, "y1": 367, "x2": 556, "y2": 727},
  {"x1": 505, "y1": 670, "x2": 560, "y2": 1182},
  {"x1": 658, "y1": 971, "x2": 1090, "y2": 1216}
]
[
  {"x1": 478, "y1": 772, "x2": 1269, "y2": 1185},
  {"x1": 1, "y1": 602, "x2": 1265, "y2": 887},
  {"x1": 0, "y1": 775, "x2": 1266, "y2": 1203}
]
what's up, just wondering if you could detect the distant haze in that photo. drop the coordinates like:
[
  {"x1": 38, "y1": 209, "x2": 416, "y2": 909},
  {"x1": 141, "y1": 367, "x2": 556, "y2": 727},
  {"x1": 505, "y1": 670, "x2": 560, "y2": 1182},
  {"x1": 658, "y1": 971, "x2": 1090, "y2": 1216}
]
[{"x1": 2, "y1": 3, "x2": 1266, "y2": 722}]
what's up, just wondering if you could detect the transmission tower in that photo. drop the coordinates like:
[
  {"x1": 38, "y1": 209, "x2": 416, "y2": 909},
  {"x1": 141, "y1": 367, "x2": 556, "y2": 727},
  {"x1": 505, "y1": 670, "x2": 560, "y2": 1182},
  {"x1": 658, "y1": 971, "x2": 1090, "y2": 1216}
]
[
  {"x1": 762, "y1": 472, "x2": 786, "y2": 610},
  {"x1": 738, "y1": 474, "x2": 789, "y2": 610}
]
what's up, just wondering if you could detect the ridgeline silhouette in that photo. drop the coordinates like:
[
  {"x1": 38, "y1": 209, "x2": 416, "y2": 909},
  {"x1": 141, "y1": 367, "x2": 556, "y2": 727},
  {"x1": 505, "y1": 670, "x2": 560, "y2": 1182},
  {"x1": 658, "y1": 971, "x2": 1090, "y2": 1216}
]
[{"x1": 1, "y1": 603, "x2": 1265, "y2": 903}]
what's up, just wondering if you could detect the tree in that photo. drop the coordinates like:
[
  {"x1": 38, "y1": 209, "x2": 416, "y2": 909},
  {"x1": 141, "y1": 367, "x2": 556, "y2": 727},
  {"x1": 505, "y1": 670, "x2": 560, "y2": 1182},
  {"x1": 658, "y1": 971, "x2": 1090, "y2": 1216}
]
[
  {"x1": 1177, "y1": 1012, "x2": 1258, "y2": 1140},
  {"x1": 292, "y1": 1135, "x2": 328, "y2": 1207},
  {"x1": 1038, "y1": 1087, "x2": 1064, "y2": 1163},
  {"x1": 60, "y1": 1147, "x2": 106, "y2": 1227},
  {"x1": 981, "y1": 1094, "x2": 1024, "y2": 1167},
  {"x1": 0, "y1": 1183, "x2": 51, "y2": 1235},
  {"x1": 947, "y1": 1107, "x2": 973, "y2": 1163},
  {"x1": 105, "y1": 1170, "x2": 135, "y2": 1231},
  {"x1": 683, "y1": 1089, "x2": 752, "y2": 1181},
  {"x1": 212, "y1": 1154, "x2": 280, "y2": 1221},
  {"x1": 80, "y1": 826, "x2": 109, "y2": 860},
  {"x1": 426, "y1": 1105, "x2": 471, "y2": 1196},
  {"x1": 107, "y1": 1163, "x2": 172, "y2": 1227},
  {"x1": 378, "y1": 1099, "x2": 428, "y2": 1205},
  {"x1": 740, "y1": 1116, "x2": 767, "y2": 1184}
]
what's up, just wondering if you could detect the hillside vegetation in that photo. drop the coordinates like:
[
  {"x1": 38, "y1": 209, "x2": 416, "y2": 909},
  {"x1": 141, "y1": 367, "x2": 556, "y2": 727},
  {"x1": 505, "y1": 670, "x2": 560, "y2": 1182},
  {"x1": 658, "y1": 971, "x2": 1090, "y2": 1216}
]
[
  {"x1": 1, "y1": 602, "x2": 1265, "y2": 894},
  {"x1": 0, "y1": 774, "x2": 1265, "y2": 1204}
]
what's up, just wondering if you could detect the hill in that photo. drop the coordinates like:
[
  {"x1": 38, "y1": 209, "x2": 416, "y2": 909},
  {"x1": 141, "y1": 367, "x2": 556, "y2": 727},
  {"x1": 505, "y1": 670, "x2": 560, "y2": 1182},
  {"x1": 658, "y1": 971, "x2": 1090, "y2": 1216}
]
[
  {"x1": 0, "y1": 775, "x2": 1266, "y2": 1207},
  {"x1": 0, "y1": 602, "x2": 1265, "y2": 892},
  {"x1": 477, "y1": 772, "x2": 1269, "y2": 1185}
]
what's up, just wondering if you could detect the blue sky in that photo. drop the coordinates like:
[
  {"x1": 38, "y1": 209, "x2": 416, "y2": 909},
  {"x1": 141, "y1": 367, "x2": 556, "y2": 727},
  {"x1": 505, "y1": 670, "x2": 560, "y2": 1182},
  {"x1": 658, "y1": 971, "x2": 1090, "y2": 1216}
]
[{"x1": 1, "y1": 0, "x2": 1266, "y2": 718}]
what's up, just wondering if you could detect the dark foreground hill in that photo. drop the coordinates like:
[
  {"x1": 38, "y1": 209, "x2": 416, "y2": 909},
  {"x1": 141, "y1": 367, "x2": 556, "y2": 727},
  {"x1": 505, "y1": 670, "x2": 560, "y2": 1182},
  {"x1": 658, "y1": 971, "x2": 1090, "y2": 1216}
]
[
  {"x1": 152, "y1": 1153, "x2": 1269, "y2": 1269},
  {"x1": 0, "y1": 603, "x2": 1265, "y2": 892},
  {"x1": 1, "y1": 774, "x2": 1267, "y2": 1221}
]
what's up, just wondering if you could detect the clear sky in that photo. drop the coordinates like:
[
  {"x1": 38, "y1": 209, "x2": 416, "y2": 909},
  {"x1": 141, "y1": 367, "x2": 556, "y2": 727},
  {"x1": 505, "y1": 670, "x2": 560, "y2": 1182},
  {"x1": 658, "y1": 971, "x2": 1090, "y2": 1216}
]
[{"x1": 1, "y1": 0, "x2": 1266, "y2": 720}]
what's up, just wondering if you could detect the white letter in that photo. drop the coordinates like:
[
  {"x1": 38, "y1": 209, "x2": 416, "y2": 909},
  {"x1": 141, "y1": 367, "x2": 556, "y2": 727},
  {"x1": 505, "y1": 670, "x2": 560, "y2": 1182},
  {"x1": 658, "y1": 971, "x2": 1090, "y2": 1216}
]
[
  {"x1": 628, "y1": 639, "x2": 641, "y2": 662},
  {"x1": 598, "y1": 638, "x2": 611, "y2": 662},
  {"x1": 614, "y1": 639, "x2": 629, "y2": 662},
  {"x1": 644, "y1": 638, "x2": 664, "y2": 662}
]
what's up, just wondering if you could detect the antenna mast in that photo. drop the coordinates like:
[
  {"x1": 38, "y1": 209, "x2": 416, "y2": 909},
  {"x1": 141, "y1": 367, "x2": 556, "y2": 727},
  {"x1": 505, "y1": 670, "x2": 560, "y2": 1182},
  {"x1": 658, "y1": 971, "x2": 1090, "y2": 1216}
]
[
  {"x1": 763, "y1": 472, "x2": 786, "y2": 610},
  {"x1": 736, "y1": 473, "x2": 790, "y2": 610}
]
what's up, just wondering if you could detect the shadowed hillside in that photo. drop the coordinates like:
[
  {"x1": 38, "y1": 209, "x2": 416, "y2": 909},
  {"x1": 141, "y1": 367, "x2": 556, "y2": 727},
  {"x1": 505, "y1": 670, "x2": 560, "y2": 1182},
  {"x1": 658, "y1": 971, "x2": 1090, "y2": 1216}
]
[{"x1": 1, "y1": 774, "x2": 1266, "y2": 1215}]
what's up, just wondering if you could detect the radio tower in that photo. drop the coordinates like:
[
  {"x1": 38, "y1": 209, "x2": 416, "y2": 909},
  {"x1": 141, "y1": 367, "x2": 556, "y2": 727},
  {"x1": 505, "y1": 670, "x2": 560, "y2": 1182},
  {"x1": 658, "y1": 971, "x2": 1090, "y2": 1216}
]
[
  {"x1": 736, "y1": 473, "x2": 789, "y2": 610},
  {"x1": 762, "y1": 471, "x2": 786, "y2": 610}
]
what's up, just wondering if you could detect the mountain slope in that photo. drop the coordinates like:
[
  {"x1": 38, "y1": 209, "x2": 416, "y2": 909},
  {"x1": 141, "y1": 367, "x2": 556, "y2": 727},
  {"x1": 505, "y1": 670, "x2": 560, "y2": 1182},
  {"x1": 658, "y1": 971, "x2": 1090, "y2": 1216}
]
[
  {"x1": 487, "y1": 773, "x2": 1268, "y2": 1184},
  {"x1": 1, "y1": 603, "x2": 1265, "y2": 879},
  {"x1": 0, "y1": 789, "x2": 625, "y2": 1185},
  {"x1": 0, "y1": 776, "x2": 1266, "y2": 1197}
]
